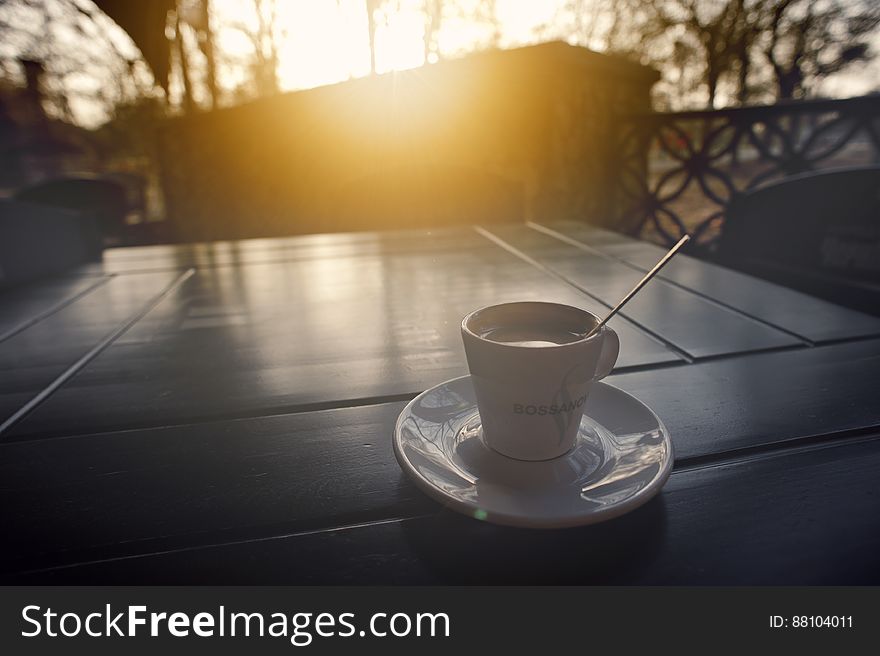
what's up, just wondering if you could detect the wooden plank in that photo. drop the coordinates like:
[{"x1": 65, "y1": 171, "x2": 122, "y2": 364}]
[
  {"x1": 611, "y1": 337, "x2": 880, "y2": 456},
  {"x1": 0, "y1": 271, "x2": 184, "y2": 431},
  {"x1": 0, "y1": 403, "x2": 431, "y2": 574},
  {"x1": 0, "y1": 274, "x2": 109, "y2": 341},
  {"x1": 8, "y1": 435, "x2": 880, "y2": 584},
  {"x1": 2, "y1": 339, "x2": 879, "y2": 575},
  {"x1": 8, "y1": 242, "x2": 679, "y2": 438},
  {"x1": 482, "y1": 223, "x2": 800, "y2": 358},
  {"x1": 538, "y1": 220, "x2": 880, "y2": 343},
  {"x1": 95, "y1": 226, "x2": 499, "y2": 273}
]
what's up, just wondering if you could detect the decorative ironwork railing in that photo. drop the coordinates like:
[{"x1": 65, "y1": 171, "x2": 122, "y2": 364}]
[{"x1": 612, "y1": 95, "x2": 880, "y2": 251}]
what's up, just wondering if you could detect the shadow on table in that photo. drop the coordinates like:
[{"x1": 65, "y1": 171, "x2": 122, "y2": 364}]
[{"x1": 402, "y1": 496, "x2": 668, "y2": 584}]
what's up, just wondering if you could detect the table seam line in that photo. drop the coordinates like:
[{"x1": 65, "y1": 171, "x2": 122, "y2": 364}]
[
  {"x1": 6, "y1": 428, "x2": 880, "y2": 578},
  {"x1": 3, "y1": 514, "x2": 435, "y2": 580},
  {"x1": 9, "y1": 336, "x2": 880, "y2": 442},
  {"x1": 0, "y1": 359, "x2": 699, "y2": 441},
  {"x1": 673, "y1": 426, "x2": 880, "y2": 473},
  {"x1": 527, "y1": 221, "x2": 848, "y2": 347},
  {"x1": 474, "y1": 225, "x2": 697, "y2": 363},
  {"x1": 524, "y1": 222, "x2": 815, "y2": 348},
  {"x1": 0, "y1": 268, "x2": 196, "y2": 439},
  {"x1": 0, "y1": 274, "x2": 116, "y2": 344},
  {"x1": 0, "y1": 391, "x2": 423, "y2": 443}
]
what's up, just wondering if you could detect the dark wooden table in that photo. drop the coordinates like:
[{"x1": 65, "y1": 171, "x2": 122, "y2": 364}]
[{"x1": 2, "y1": 220, "x2": 880, "y2": 584}]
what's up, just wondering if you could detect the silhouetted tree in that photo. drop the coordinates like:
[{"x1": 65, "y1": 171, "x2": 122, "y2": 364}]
[
  {"x1": 760, "y1": 0, "x2": 880, "y2": 100},
  {"x1": 562, "y1": 0, "x2": 607, "y2": 50},
  {"x1": 173, "y1": 5, "x2": 196, "y2": 112},
  {"x1": 177, "y1": 0, "x2": 218, "y2": 108},
  {"x1": 251, "y1": 0, "x2": 280, "y2": 95},
  {"x1": 588, "y1": 0, "x2": 879, "y2": 107},
  {"x1": 423, "y1": 0, "x2": 444, "y2": 63},
  {"x1": 366, "y1": 0, "x2": 380, "y2": 73},
  {"x1": 0, "y1": 0, "x2": 157, "y2": 125},
  {"x1": 647, "y1": 0, "x2": 749, "y2": 108}
]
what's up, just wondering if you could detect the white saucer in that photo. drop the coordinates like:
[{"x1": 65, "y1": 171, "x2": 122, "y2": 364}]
[{"x1": 393, "y1": 375, "x2": 673, "y2": 529}]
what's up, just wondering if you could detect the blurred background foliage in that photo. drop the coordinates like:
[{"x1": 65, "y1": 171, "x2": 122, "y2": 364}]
[
  {"x1": 1, "y1": 0, "x2": 878, "y2": 129},
  {"x1": 0, "y1": 0, "x2": 878, "y2": 237}
]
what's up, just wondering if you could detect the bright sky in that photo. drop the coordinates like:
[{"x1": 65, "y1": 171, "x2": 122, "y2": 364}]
[
  {"x1": 196, "y1": 0, "x2": 880, "y2": 111},
  {"x1": 211, "y1": 0, "x2": 564, "y2": 91},
  {"x1": 2, "y1": 0, "x2": 876, "y2": 126}
]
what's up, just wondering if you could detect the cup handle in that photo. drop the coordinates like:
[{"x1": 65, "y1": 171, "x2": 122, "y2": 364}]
[{"x1": 594, "y1": 326, "x2": 619, "y2": 380}]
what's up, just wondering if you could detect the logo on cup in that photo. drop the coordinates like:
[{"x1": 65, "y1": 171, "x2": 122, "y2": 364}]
[{"x1": 513, "y1": 394, "x2": 587, "y2": 416}]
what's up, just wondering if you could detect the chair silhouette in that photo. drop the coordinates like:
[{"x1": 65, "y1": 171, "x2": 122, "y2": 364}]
[
  {"x1": 0, "y1": 199, "x2": 101, "y2": 287},
  {"x1": 718, "y1": 166, "x2": 880, "y2": 315},
  {"x1": 15, "y1": 176, "x2": 130, "y2": 248}
]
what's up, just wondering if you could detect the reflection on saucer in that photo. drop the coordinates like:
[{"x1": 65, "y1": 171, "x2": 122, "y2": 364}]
[{"x1": 394, "y1": 376, "x2": 673, "y2": 528}]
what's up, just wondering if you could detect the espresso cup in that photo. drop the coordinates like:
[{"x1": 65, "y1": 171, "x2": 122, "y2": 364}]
[{"x1": 461, "y1": 301, "x2": 619, "y2": 461}]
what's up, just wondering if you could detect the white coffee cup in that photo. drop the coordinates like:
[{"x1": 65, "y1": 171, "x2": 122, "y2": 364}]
[{"x1": 461, "y1": 301, "x2": 619, "y2": 461}]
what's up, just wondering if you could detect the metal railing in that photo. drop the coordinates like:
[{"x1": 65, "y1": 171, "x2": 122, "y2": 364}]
[{"x1": 612, "y1": 95, "x2": 880, "y2": 251}]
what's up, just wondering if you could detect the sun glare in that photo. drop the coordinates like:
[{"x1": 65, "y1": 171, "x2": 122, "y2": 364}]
[
  {"x1": 210, "y1": 0, "x2": 565, "y2": 94},
  {"x1": 374, "y1": 1, "x2": 427, "y2": 73}
]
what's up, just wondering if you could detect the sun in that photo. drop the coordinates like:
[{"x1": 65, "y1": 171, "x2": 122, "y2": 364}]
[
  {"x1": 210, "y1": 0, "x2": 563, "y2": 95},
  {"x1": 372, "y1": 1, "x2": 427, "y2": 73}
]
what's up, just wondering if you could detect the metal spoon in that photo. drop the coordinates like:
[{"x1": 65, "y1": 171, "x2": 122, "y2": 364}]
[{"x1": 586, "y1": 234, "x2": 691, "y2": 338}]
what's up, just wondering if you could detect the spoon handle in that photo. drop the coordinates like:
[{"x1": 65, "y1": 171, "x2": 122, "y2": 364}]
[{"x1": 586, "y1": 234, "x2": 691, "y2": 338}]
